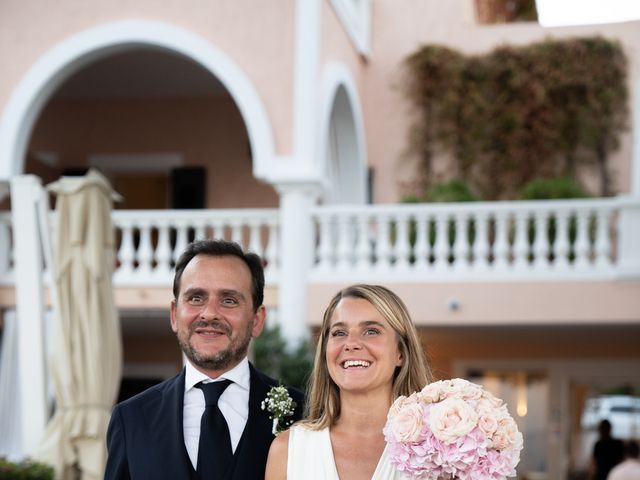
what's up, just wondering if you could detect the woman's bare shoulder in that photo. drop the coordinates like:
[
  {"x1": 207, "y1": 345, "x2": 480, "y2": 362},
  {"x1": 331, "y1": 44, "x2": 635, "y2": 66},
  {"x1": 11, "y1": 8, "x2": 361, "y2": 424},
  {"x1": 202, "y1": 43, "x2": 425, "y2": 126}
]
[{"x1": 265, "y1": 429, "x2": 291, "y2": 480}]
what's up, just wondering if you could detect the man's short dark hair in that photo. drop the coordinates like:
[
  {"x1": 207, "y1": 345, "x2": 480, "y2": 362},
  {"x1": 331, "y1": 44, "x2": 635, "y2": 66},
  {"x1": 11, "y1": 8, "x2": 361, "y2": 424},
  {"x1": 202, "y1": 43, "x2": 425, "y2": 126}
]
[{"x1": 172, "y1": 239, "x2": 265, "y2": 311}]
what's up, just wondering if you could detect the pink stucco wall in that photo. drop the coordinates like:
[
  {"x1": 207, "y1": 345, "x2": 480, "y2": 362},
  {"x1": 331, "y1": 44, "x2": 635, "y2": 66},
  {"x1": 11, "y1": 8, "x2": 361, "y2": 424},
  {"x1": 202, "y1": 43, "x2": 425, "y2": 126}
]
[
  {"x1": 0, "y1": 0, "x2": 296, "y2": 154},
  {"x1": 28, "y1": 97, "x2": 279, "y2": 208},
  {"x1": 365, "y1": 0, "x2": 640, "y2": 202}
]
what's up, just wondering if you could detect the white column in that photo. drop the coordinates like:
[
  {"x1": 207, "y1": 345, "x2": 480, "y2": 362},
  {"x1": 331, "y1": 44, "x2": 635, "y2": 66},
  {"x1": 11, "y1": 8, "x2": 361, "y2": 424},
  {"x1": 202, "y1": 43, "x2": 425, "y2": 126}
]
[
  {"x1": 617, "y1": 196, "x2": 640, "y2": 279},
  {"x1": 618, "y1": 81, "x2": 640, "y2": 279},
  {"x1": 293, "y1": 0, "x2": 321, "y2": 164},
  {"x1": 632, "y1": 80, "x2": 640, "y2": 197},
  {"x1": 276, "y1": 182, "x2": 320, "y2": 347},
  {"x1": 9, "y1": 175, "x2": 48, "y2": 455}
]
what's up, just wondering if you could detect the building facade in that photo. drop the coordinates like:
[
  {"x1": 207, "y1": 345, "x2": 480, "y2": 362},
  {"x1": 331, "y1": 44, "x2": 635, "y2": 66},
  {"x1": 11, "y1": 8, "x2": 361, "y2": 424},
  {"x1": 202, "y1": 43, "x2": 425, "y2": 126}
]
[{"x1": 1, "y1": 1, "x2": 639, "y2": 478}]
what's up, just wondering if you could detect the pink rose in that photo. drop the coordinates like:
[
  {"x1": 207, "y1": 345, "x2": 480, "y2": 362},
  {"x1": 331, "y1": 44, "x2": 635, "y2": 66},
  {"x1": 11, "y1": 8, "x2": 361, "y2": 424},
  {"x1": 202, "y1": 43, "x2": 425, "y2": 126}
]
[
  {"x1": 492, "y1": 416, "x2": 519, "y2": 450},
  {"x1": 428, "y1": 397, "x2": 478, "y2": 444},
  {"x1": 389, "y1": 402, "x2": 425, "y2": 443},
  {"x1": 477, "y1": 410, "x2": 499, "y2": 437}
]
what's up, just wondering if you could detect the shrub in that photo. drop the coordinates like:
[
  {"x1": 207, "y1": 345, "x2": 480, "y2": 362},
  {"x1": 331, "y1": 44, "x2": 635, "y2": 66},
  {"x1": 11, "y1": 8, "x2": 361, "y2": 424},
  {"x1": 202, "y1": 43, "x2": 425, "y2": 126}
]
[
  {"x1": 0, "y1": 458, "x2": 54, "y2": 480},
  {"x1": 253, "y1": 324, "x2": 313, "y2": 391},
  {"x1": 425, "y1": 179, "x2": 480, "y2": 203},
  {"x1": 519, "y1": 176, "x2": 590, "y2": 200}
]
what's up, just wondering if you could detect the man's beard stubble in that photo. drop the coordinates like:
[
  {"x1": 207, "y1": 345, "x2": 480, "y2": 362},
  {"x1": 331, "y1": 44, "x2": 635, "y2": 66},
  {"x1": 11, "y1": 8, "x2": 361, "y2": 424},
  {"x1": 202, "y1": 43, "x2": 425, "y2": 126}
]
[{"x1": 177, "y1": 319, "x2": 253, "y2": 371}]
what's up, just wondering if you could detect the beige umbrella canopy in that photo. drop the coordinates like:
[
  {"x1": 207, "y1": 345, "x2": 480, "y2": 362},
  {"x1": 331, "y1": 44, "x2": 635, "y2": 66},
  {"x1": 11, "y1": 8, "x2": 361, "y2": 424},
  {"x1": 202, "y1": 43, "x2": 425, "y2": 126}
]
[{"x1": 35, "y1": 169, "x2": 122, "y2": 480}]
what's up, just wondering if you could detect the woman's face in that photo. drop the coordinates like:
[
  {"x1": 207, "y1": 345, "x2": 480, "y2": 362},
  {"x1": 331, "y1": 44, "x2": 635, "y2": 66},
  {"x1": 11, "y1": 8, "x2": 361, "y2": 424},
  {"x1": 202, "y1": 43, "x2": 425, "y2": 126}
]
[{"x1": 325, "y1": 297, "x2": 402, "y2": 396}]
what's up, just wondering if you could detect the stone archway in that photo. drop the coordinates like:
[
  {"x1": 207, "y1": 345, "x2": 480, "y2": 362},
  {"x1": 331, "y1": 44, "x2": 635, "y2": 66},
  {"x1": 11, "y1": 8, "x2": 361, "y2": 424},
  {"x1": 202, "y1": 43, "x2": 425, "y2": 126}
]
[
  {"x1": 320, "y1": 63, "x2": 366, "y2": 204},
  {"x1": 0, "y1": 20, "x2": 276, "y2": 182}
]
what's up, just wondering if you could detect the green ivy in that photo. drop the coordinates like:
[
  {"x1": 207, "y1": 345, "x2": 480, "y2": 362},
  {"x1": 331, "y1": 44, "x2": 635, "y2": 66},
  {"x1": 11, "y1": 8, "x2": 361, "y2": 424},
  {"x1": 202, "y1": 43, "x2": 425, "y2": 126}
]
[{"x1": 404, "y1": 37, "x2": 628, "y2": 199}]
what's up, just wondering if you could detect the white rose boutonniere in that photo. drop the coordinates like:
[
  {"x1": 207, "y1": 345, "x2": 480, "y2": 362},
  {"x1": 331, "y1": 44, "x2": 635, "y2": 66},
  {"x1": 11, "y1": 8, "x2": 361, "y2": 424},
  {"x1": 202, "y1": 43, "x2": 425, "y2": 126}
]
[{"x1": 261, "y1": 385, "x2": 297, "y2": 435}]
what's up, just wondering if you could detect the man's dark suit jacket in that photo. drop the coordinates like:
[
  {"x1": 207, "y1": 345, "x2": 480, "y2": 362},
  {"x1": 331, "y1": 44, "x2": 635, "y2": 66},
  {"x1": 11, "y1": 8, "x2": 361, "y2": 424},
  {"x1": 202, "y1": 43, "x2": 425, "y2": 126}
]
[{"x1": 104, "y1": 363, "x2": 305, "y2": 480}]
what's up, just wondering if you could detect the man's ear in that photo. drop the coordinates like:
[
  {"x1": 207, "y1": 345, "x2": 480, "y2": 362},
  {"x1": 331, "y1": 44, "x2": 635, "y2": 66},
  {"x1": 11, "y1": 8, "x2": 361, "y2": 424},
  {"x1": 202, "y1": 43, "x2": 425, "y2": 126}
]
[
  {"x1": 252, "y1": 305, "x2": 266, "y2": 338},
  {"x1": 170, "y1": 299, "x2": 178, "y2": 333}
]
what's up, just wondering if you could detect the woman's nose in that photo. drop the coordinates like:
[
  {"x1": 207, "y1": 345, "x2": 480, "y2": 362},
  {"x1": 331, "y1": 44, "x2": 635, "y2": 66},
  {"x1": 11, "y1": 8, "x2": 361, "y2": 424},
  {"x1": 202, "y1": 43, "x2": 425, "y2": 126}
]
[{"x1": 343, "y1": 335, "x2": 362, "y2": 351}]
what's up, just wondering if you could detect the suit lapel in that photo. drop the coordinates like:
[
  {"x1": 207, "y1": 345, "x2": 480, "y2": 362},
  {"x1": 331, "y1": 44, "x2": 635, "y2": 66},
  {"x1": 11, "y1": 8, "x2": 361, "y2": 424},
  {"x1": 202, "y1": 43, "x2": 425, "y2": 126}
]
[
  {"x1": 229, "y1": 364, "x2": 275, "y2": 479},
  {"x1": 147, "y1": 369, "x2": 197, "y2": 479}
]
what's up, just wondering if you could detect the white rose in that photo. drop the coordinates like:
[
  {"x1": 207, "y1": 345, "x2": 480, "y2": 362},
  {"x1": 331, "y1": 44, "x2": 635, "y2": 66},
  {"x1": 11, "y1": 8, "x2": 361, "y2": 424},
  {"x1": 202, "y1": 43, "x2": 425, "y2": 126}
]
[
  {"x1": 420, "y1": 383, "x2": 442, "y2": 403},
  {"x1": 390, "y1": 402, "x2": 425, "y2": 443},
  {"x1": 428, "y1": 398, "x2": 478, "y2": 444}
]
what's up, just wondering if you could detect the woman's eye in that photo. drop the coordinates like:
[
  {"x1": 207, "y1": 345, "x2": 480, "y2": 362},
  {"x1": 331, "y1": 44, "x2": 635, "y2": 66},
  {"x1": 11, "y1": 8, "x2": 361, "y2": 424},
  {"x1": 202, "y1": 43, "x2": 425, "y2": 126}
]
[
  {"x1": 330, "y1": 330, "x2": 346, "y2": 337},
  {"x1": 364, "y1": 328, "x2": 380, "y2": 335}
]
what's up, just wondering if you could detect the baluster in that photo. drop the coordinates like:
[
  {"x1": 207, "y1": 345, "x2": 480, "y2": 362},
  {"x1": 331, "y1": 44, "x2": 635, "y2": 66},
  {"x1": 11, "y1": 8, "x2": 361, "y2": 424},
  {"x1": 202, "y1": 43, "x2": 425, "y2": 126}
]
[
  {"x1": 0, "y1": 220, "x2": 10, "y2": 276},
  {"x1": 173, "y1": 220, "x2": 188, "y2": 265},
  {"x1": 193, "y1": 219, "x2": 207, "y2": 241},
  {"x1": 593, "y1": 209, "x2": 612, "y2": 268},
  {"x1": 116, "y1": 221, "x2": 135, "y2": 279},
  {"x1": 336, "y1": 214, "x2": 353, "y2": 271},
  {"x1": 413, "y1": 213, "x2": 429, "y2": 269},
  {"x1": 248, "y1": 219, "x2": 263, "y2": 257},
  {"x1": 210, "y1": 220, "x2": 224, "y2": 241},
  {"x1": 492, "y1": 211, "x2": 509, "y2": 270},
  {"x1": 512, "y1": 211, "x2": 530, "y2": 271},
  {"x1": 265, "y1": 218, "x2": 280, "y2": 276},
  {"x1": 472, "y1": 211, "x2": 490, "y2": 271},
  {"x1": 136, "y1": 220, "x2": 154, "y2": 276},
  {"x1": 572, "y1": 209, "x2": 591, "y2": 270},
  {"x1": 554, "y1": 210, "x2": 570, "y2": 270},
  {"x1": 354, "y1": 214, "x2": 371, "y2": 271},
  {"x1": 432, "y1": 214, "x2": 450, "y2": 271},
  {"x1": 394, "y1": 213, "x2": 411, "y2": 271},
  {"x1": 315, "y1": 214, "x2": 333, "y2": 271},
  {"x1": 375, "y1": 214, "x2": 392, "y2": 271},
  {"x1": 452, "y1": 212, "x2": 468, "y2": 271},
  {"x1": 231, "y1": 219, "x2": 243, "y2": 246},
  {"x1": 155, "y1": 221, "x2": 172, "y2": 277},
  {"x1": 531, "y1": 210, "x2": 549, "y2": 271}
]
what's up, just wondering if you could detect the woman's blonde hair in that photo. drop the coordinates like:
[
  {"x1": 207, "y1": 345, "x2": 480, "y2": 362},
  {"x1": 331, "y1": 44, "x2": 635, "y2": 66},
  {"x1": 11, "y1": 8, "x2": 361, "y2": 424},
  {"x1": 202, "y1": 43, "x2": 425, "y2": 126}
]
[{"x1": 301, "y1": 284, "x2": 432, "y2": 429}]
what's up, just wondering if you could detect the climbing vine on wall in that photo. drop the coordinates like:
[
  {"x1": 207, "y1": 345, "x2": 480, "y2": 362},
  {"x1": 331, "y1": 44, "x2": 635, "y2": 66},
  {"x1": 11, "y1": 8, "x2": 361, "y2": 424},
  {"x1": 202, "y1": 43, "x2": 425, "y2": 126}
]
[{"x1": 404, "y1": 36, "x2": 628, "y2": 199}]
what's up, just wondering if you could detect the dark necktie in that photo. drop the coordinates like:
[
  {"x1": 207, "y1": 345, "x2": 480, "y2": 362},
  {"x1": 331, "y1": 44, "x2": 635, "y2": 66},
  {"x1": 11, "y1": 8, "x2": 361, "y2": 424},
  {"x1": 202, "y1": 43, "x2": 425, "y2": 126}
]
[{"x1": 196, "y1": 379, "x2": 233, "y2": 479}]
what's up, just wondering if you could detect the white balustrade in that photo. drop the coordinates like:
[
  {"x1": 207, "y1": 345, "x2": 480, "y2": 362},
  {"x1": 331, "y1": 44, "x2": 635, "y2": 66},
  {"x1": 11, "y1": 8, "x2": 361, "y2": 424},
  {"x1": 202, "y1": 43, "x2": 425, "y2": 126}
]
[
  {"x1": 311, "y1": 198, "x2": 624, "y2": 281},
  {"x1": 1, "y1": 198, "x2": 634, "y2": 287},
  {"x1": 0, "y1": 213, "x2": 13, "y2": 283},
  {"x1": 109, "y1": 209, "x2": 280, "y2": 286}
]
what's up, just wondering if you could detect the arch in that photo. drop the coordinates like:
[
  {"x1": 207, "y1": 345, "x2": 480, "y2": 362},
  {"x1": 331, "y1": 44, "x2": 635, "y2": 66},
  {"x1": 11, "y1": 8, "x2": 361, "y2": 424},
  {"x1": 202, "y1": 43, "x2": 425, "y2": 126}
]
[
  {"x1": 319, "y1": 63, "x2": 367, "y2": 204},
  {"x1": 0, "y1": 20, "x2": 275, "y2": 181}
]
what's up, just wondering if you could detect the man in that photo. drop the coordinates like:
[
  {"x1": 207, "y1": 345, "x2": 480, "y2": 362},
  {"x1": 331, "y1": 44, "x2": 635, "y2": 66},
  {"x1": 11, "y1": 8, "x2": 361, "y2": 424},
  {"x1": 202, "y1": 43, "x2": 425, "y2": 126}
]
[
  {"x1": 608, "y1": 440, "x2": 640, "y2": 480},
  {"x1": 591, "y1": 419, "x2": 624, "y2": 480},
  {"x1": 105, "y1": 240, "x2": 305, "y2": 479}
]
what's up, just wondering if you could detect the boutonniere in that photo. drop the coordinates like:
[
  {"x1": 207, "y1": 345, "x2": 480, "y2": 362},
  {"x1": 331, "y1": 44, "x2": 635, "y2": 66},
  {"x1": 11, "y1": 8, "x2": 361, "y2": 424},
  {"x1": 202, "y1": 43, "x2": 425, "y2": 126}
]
[{"x1": 261, "y1": 385, "x2": 297, "y2": 435}]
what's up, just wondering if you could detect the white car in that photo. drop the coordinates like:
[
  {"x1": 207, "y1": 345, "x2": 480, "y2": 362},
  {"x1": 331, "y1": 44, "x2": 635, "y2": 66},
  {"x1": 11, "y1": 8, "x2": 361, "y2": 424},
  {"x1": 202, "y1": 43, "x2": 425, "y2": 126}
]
[{"x1": 581, "y1": 395, "x2": 640, "y2": 439}]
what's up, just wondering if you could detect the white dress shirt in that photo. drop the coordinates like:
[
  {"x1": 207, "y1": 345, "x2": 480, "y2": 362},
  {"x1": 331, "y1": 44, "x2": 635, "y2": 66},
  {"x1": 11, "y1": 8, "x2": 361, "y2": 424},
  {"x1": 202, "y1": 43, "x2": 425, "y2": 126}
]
[{"x1": 183, "y1": 358, "x2": 251, "y2": 469}]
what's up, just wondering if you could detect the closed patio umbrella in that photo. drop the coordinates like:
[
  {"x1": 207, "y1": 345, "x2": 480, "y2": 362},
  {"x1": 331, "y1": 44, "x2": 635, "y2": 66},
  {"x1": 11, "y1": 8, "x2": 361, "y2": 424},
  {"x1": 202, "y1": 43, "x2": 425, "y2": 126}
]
[{"x1": 35, "y1": 169, "x2": 122, "y2": 479}]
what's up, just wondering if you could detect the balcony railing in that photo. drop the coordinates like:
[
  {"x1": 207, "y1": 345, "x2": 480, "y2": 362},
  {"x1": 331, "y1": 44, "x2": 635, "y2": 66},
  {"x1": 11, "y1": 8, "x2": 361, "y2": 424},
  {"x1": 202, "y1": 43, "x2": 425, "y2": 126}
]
[
  {"x1": 1, "y1": 196, "x2": 637, "y2": 287},
  {"x1": 112, "y1": 209, "x2": 281, "y2": 285},
  {"x1": 310, "y1": 198, "x2": 622, "y2": 281}
]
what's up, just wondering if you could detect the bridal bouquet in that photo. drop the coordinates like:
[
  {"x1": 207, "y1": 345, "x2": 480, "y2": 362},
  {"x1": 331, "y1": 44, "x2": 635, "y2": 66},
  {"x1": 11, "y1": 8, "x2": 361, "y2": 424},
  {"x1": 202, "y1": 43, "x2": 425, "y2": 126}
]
[{"x1": 384, "y1": 378, "x2": 523, "y2": 479}]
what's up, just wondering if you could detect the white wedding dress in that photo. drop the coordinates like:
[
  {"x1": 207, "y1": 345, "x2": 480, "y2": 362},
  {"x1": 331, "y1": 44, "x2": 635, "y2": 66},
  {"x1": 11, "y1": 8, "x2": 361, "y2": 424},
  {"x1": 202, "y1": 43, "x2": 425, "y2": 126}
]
[{"x1": 286, "y1": 425, "x2": 406, "y2": 479}]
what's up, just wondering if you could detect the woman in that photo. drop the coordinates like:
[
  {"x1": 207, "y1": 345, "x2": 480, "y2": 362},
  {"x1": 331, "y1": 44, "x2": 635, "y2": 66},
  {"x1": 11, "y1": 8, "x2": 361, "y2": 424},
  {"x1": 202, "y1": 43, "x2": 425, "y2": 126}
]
[{"x1": 266, "y1": 284, "x2": 432, "y2": 480}]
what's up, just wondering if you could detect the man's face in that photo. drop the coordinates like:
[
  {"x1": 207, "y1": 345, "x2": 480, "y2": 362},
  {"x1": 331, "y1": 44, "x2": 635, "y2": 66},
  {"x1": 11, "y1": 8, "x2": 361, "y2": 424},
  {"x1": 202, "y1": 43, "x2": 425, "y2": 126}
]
[{"x1": 170, "y1": 254, "x2": 265, "y2": 378}]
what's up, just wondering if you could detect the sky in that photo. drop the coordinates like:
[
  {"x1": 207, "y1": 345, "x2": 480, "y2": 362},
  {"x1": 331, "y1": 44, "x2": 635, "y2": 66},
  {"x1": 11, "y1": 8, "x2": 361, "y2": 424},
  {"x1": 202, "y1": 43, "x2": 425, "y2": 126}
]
[{"x1": 536, "y1": 0, "x2": 640, "y2": 27}]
